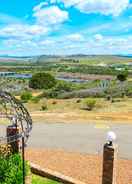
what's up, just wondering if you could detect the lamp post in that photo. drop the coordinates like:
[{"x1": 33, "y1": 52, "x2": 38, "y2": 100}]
[
  {"x1": 22, "y1": 132, "x2": 25, "y2": 184},
  {"x1": 107, "y1": 131, "x2": 117, "y2": 146},
  {"x1": 102, "y1": 131, "x2": 117, "y2": 184}
]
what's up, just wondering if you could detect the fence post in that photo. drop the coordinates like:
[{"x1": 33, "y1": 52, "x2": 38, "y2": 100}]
[
  {"x1": 102, "y1": 132, "x2": 117, "y2": 184},
  {"x1": 7, "y1": 125, "x2": 19, "y2": 153}
]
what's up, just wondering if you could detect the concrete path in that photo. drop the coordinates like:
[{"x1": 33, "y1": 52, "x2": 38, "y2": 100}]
[{"x1": 26, "y1": 122, "x2": 132, "y2": 159}]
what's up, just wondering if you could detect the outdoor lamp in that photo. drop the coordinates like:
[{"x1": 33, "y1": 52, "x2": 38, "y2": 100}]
[
  {"x1": 12, "y1": 116, "x2": 17, "y2": 125},
  {"x1": 107, "y1": 131, "x2": 116, "y2": 146}
]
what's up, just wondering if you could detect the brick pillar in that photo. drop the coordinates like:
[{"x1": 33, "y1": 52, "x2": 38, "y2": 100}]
[
  {"x1": 102, "y1": 143, "x2": 118, "y2": 184},
  {"x1": 7, "y1": 125, "x2": 19, "y2": 153}
]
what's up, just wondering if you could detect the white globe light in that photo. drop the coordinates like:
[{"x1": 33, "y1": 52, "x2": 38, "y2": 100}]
[{"x1": 107, "y1": 131, "x2": 116, "y2": 142}]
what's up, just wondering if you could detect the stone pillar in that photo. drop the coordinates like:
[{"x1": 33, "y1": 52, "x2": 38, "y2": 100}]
[
  {"x1": 7, "y1": 125, "x2": 19, "y2": 153},
  {"x1": 102, "y1": 143, "x2": 118, "y2": 184}
]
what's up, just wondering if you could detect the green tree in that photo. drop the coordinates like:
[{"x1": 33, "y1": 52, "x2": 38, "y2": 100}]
[
  {"x1": 20, "y1": 91, "x2": 32, "y2": 102},
  {"x1": 117, "y1": 72, "x2": 128, "y2": 82},
  {"x1": 29, "y1": 72, "x2": 56, "y2": 89},
  {"x1": 117, "y1": 70, "x2": 128, "y2": 97}
]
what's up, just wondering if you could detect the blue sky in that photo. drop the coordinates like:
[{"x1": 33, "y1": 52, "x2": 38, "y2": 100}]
[{"x1": 0, "y1": 0, "x2": 132, "y2": 56}]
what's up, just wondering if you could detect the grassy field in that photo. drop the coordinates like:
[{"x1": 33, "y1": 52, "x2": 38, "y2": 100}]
[
  {"x1": 32, "y1": 175, "x2": 60, "y2": 184},
  {"x1": 78, "y1": 55, "x2": 132, "y2": 65},
  {"x1": 25, "y1": 97, "x2": 132, "y2": 112},
  {"x1": 25, "y1": 98, "x2": 132, "y2": 123}
]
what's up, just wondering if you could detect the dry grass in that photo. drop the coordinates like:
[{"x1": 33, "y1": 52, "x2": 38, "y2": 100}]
[{"x1": 25, "y1": 98, "x2": 132, "y2": 123}]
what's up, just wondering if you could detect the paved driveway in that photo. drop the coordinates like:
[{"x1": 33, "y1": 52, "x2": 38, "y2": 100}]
[{"x1": 27, "y1": 122, "x2": 132, "y2": 159}]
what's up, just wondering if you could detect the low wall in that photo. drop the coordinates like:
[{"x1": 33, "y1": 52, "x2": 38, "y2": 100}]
[{"x1": 30, "y1": 162, "x2": 85, "y2": 184}]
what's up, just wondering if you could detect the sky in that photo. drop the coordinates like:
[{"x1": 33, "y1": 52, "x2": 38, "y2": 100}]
[{"x1": 0, "y1": 0, "x2": 132, "y2": 56}]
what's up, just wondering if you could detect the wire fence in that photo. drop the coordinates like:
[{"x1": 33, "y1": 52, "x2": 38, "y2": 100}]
[{"x1": 0, "y1": 90, "x2": 32, "y2": 146}]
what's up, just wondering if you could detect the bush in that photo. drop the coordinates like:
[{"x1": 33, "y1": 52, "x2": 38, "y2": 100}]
[
  {"x1": 29, "y1": 72, "x2": 56, "y2": 89},
  {"x1": 41, "y1": 105, "x2": 48, "y2": 111},
  {"x1": 43, "y1": 89, "x2": 58, "y2": 98},
  {"x1": 52, "y1": 100, "x2": 57, "y2": 105},
  {"x1": 117, "y1": 71, "x2": 128, "y2": 82},
  {"x1": 42, "y1": 80, "x2": 73, "y2": 98},
  {"x1": 0, "y1": 153, "x2": 28, "y2": 184},
  {"x1": 20, "y1": 91, "x2": 32, "y2": 103},
  {"x1": 81, "y1": 98, "x2": 96, "y2": 110},
  {"x1": 54, "y1": 80, "x2": 72, "y2": 92},
  {"x1": 41, "y1": 99, "x2": 48, "y2": 111},
  {"x1": 31, "y1": 96, "x2": 41, "y2": 103},
  {"x1": 76, "y1": 99, "x2": 81, "y2": 103}
]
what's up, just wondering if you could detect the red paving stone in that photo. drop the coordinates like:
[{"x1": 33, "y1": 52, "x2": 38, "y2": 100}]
[{"x1": 26, "y1": 149, "x2": 132, "y2": 184}]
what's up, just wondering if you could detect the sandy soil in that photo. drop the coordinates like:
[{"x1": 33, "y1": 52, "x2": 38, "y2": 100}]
[
  {"x1": 26, "y1": 149, "x2": 132, "y2": 184},
  {"x1": 31, "y1": 111, "x2": 132, "y2": 124},
  {"x1": 25, "y1": 98, "x2": 132, "y2": 124}
]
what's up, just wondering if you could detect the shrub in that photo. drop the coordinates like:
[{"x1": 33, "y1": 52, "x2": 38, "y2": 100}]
[
  {"x1": 106, "y1": 95, "x2": 112, "y2": 101},
  {"x1": 29, "y1": 72, "x2": 56, "y2": 89},
  {"x1": 0, "y1": 153, "x2": 28, "y2": 184},
  {"x1": 20, "y1": 91, "x2": 32, "y2": 103},
  {"x1": 81, "y1": 98, "x2": 96, "y2": 110},
  {"x1": 117, "y1": 71, "x2": 128, "y2": 82},
  {"x1": 52, "y1": 100, "x2": 57, "y2": 105},
  {"x1": 41, "y1": 105, "x2": 48, "y2": 111},
  {"x1": 42, "y1": 80, "x2": 73, "y2": 98},
  {"x1": 54, "y1": 80, "x2": 72, "y2": 92},
  {"x1": 31, "y1": 96, "x2": 40, "y2": 103},
  {"x1": 76, "y1": 99, "x2": 81, "y2": 103},
  {"x1": 126, "y1": 87, "x2": 132, "y2": 97},
  {"x1": 43, "y1": 89, "x2": 58, "y2": 98},
  {"x1": 41, "y1": 99, "x2": 48, "y2": 111}
]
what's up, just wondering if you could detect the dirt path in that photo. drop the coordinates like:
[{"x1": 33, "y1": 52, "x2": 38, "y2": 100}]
[
  {"x1": 26, "y1": 149, "x2": 132, "y2": 184},
  {"x1": 31, "y1": 111, "x2": 132, "y2": 123}
]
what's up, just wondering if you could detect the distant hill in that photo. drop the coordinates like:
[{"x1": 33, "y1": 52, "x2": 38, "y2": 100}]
[
  {"x1": 0, "y1": 54, "x2": 132, "y2": 66},
  {"x1": 118, "y1": 54, "x2": 132, "y2": 58}
]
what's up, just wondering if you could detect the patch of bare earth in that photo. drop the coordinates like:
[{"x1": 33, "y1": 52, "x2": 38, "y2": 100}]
[
  {"x1": 31, "y1": 111, "x2": 132, "y2": 123},
  {"x1": 26, "y1": 149, "x2": 132, "y2": 184}
]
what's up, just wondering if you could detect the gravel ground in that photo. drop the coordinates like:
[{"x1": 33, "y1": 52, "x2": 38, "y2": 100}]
[{"x1": 26, "y1": 149, "x2": 132, "y2": 184}]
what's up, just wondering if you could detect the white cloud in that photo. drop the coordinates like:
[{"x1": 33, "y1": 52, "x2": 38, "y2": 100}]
[
  {"x1": 1, "y1": 1, "x2": 131, "y2": 56},
  {"x1": 33, "y1": 5, "x2": 69, "y2": 25},
  {"x1": 3, "y1": 39, "x2": 37, "y2": 48},
  {"x1": 0, "y1": 24, "x2": 48, "y2": 40},
  {"x1": 67, "y1": 33, "x2": 84, "y2": 41},
  {"x1": 94, "y1": 34, "x2": 103, "y2": 41},
  {"x1": 33, "y1": 2, "x2": 48, "y2": 12},
  {"x1": 59, "y1": 0, "x2": 129, "y2": 16},
  {"x1": 40, "y1": 39, "x2": 55, "y2": 45},
  {"x1": 0, "y1": 3, "x2": 69, "y2": 43},
  {"x1": 28, "y1": 25, "x2": 48, "y2": 35}
]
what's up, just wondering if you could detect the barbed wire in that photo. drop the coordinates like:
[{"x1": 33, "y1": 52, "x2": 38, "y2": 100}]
[{"x1": 0, "y1": 91, "x2": 32, "y2": 144}]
